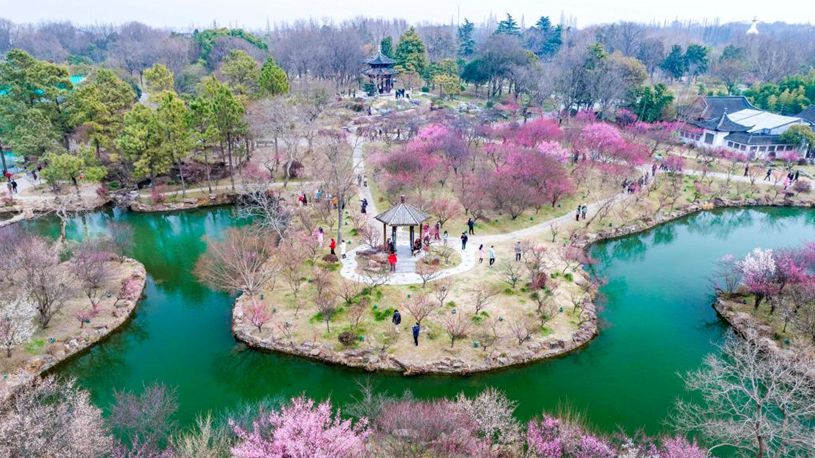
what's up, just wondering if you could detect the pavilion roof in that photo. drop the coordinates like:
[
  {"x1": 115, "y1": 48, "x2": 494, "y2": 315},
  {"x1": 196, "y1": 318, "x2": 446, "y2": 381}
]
[
  {"x1": 374, "y1": 197, "x2": 429, "y2": 226},
  {"x1": 366, "y1": 51, "x2": 396, "y2": 66}
]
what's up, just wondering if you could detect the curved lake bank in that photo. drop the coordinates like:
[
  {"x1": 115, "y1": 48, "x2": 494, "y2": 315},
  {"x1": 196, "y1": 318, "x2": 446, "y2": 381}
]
[{"x1": 27, "y1": 205, "x2": 813, "y2": 435}]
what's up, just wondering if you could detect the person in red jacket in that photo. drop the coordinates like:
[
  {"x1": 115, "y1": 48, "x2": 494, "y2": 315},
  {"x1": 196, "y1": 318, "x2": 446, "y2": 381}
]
[
  {"x1": 387, "y1": 252, "x2": 397, "y2": 272},
  {"x1": 329, "y1": 238, "x2": 336, "y2": 255}
]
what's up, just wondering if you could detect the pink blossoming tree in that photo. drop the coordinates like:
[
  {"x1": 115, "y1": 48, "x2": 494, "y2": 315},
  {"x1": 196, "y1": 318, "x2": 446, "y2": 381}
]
[{"x1": 231, "y1": 397, "x2": 370, "y2": 458}]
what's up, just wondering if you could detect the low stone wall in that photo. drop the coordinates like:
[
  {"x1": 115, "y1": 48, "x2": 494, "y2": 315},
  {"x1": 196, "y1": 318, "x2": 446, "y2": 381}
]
[
  {"x1": 232, "y1": 291, "x2": 598, "y2": 376},
  {"x1": 712, "y1": 296, "x2": 785, "y2": 351},
  {"x1": 572, "y1": 196, "x2": 814, "y2": 249},
  {"x1": 713, "y1": 296, "x2": 815, "y2": 380},
  {"x1": 0, "y1": 259, "x2": 147, "y2": 401},
  {"x1": 129, "y1": 193, "x2": 236, "y2": 213}
]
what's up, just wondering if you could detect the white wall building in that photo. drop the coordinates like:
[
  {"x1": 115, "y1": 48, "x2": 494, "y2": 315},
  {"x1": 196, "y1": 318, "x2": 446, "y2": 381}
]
[{"x1": 680, "y1": 96, "x2": 810, "y2": 159}]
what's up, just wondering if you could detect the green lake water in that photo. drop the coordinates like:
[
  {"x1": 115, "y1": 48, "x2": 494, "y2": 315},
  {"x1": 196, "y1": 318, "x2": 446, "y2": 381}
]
[{"x1": 28, "y1": 205, "x2": 813, "y2": 434}]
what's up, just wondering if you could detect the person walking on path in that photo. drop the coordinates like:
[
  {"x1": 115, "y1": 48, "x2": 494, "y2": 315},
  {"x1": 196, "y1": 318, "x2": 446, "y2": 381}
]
[
  {"x1": 340, "y1": 240, "x2": 348, "y2": 259},
  {"x1": 10, "y1": 180, "x2": 17, "y2": 194},
  {"x1": 460, "y1": 232, "x2": 468, "y2": 251},
  {"x1": 744, "y1": 164, "x2": 749, "y2": 177},
  {"x1": 392, "y1": 309, "x2": 401, "y2": 333},
  {"x1": 478, "y1": 244, "x2": 484, "y2": 263},
  {"x1": 434, "y1": 222, "x2": 441, "y2": 241},
  {"x1": 765, "y1": 168, "x2": 773, "y2": 181},
  {"x1": 467, "y1": 217, "x2": 475, "y2": 235},
  {"x1": 329, "y1": 238, "x2": 337, "y2": 256},
  {"x1": 412, "y1": 322, "x2": 420, "y2": 346},
  {"x1": 388, "y1": 252, "x2": 397, "y2": 272},
  {"x1": 575, "y1": 205, "x2": 581, "y2": 221},
  {"x1": 515, "y1": 241, "x2": 522, "y2": 262},
  {"x1": 581, "y1": 205, "x2": 587, "y2": 220},
  {"x1": 488, "y1": 246, "x2": 496, "y2": 267},
  {"x1": 442, "y1": 231, "x2": 448, "y2": 246},
  {"x1": 794, "y1": 170, "x2": 800, "y2": 181}
]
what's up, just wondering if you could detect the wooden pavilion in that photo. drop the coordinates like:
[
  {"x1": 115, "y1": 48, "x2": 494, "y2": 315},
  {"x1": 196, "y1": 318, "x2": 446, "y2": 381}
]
[
  {"x1": 374, "y1": 196, "x2": 429, "y2": 251},
  {"x1": 364, "y1": 50, "x2": 398, "y2": 94}
]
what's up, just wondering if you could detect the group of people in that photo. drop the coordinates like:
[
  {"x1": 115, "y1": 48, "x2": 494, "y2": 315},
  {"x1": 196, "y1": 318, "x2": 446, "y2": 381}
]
[
  {"x1": 394, "y1": 88, "x2": 410, "y2": 99},
  {"x1": 760, "y1": 167, "x2": 805, "y2": 190},
  {"x1": 356, "y1": 174, "x2": 368, "y2": 188},
  {"x1": 390, "y1": 309, "x2": 422, "y2": 346},
  {"x1": 313, "y1": 227, "x2": 349, "y2": 259},
  {"x1": 621, "y1": 174, "x2": 651, "y2": 194},
  {"x1": 575, "y1": 204, "x2": 588, "y2": 221},
  {"x1": 4, "y1": 172, "x2": 18, "y2": 195}
]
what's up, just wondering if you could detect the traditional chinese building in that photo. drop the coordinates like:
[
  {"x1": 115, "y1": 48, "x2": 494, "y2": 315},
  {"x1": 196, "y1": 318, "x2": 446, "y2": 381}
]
[
  {"x1": 679, "y1": 96, "x2": 811, "y2": 159},
  {"x1": 364, "y1": 50, "x2": 397, "y2": 94}
]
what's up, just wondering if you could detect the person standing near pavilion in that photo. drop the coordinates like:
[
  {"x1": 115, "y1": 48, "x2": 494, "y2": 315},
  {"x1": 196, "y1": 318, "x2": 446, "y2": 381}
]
[
  {"x1": 388, "y1": 251, "x2": 397, "y2": 272},
  {"x1": 329, "y1": 238, "x2": 337, "y2": 255}
]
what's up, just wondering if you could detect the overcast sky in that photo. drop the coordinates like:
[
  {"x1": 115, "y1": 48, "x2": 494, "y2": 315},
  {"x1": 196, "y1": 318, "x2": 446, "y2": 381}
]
[{"x1": 3, "y1": 0, "x2": 809, "y2": 30}]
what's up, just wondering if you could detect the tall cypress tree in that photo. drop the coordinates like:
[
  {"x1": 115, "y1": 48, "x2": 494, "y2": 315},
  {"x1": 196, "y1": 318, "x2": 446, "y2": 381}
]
[
  {"x1": 395, "y1": 27, "x2": 428, "y2": 75},
  {"x1": 495, "y1": 14, "x2": 522, "y2": 37},
  {"x1": 457, "y1": 19, "x2": 475, "y2": 58}
]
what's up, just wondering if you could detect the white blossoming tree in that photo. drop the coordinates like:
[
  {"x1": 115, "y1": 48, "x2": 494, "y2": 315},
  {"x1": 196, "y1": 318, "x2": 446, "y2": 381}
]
[
  {"x1": 738, "y1": 248, "x2": 778, "y2": 308},
  {"x1": 0, "y1": 294, "x2": 37, "y2": 358}
]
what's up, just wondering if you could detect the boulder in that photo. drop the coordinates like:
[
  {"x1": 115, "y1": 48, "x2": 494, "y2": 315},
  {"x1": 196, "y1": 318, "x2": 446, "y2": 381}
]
[{"x1": 46, "y1": 343, "x2": 67, "y2": 359}]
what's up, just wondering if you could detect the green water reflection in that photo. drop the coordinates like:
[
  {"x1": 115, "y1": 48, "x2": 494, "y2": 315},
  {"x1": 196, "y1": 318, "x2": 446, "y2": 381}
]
[{"x1": 27, "y1": 205, "x2": 812, "y2": 434}]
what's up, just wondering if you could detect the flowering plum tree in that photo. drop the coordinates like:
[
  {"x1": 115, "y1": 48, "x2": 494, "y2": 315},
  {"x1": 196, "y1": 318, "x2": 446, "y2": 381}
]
[
  {"x1": 0, "y1": 376, "x2": 113, "y2": 457},
  {"x1": 0, "y1": 293, "x2": 36, "y2": 357},
  {"x1": 512, "y1": 118, "x2": 563, "y2": 147},
  {"x1": 245, "y1": 300, "x2": 272, "y2": 332},
  {"x1": 231, "y1": 397, "x2": 369, "y2": 458},
  {"x1": 738, "y1": 248, "x2": 777, "y2": 309}
]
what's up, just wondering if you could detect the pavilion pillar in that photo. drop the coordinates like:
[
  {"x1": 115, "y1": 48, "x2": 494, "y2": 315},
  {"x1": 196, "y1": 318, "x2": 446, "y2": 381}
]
[
  {"x1": 383, "y1": 223, "x2": 387, "y2": 249},
  {"x1": 409, "y1": 225, "x2": 415, "y2": 253}
]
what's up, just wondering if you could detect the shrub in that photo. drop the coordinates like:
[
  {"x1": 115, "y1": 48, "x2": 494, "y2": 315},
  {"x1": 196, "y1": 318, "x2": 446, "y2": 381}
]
[
  {"x1": 338, "y1": 331, "x2": 357, "y2": 347},
  {"x1": 150, "y1": 187, "x2": 166, "y2": 205},
  {"x1": 96, "y1": 184, "x2": 110, "y2": 200},
  {"x1": 793, "y1": 179, "x2": 811, "y2": 194}
]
